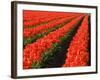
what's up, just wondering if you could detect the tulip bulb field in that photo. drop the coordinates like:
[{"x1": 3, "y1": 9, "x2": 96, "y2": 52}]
[{"x1": 23, "y1": 10, "x2": 90, "y2": 69}]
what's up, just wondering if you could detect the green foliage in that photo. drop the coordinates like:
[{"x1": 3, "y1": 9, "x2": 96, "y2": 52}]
[{"x1": 31, "y1": 62, "x2": 41, "y2": 68}]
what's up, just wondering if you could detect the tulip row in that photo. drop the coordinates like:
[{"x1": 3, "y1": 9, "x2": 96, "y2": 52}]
[
  {"x1": 23, "y1": 15, "x2": 84, "y2": 69},
  {"x1": 63, "y1": 15, "x2": 89, "y2": 67},
  {"x1": 23, "y1": 14, "x2": 80, "y2": 38}
]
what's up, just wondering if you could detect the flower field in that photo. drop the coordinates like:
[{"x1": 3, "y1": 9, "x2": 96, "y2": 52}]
[{"x1": 23, "y1": 10, "x2": 90, "y2": 69}]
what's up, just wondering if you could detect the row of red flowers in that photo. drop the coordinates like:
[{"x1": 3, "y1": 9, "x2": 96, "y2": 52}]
[
  {"x1": 23, "y1": 14, "x2": 80, "y2": 38},
  {"x1": 63, "y1": 15, "x2": 89, "y2": 67},
  {"x1": 23, "y1": 14, "x2": 85, "y2": 69}
]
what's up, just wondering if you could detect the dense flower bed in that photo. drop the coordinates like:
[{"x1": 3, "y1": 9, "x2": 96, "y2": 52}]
[
  {"x1": 23, "y1": 15, "x2": 84, "y2": 69},
  {"x1": 63, "y1": 15, "x2": 89, "y2": 67},
  {"x1": 23, "y1": 10, "x2": 90, "y2": 69}
]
